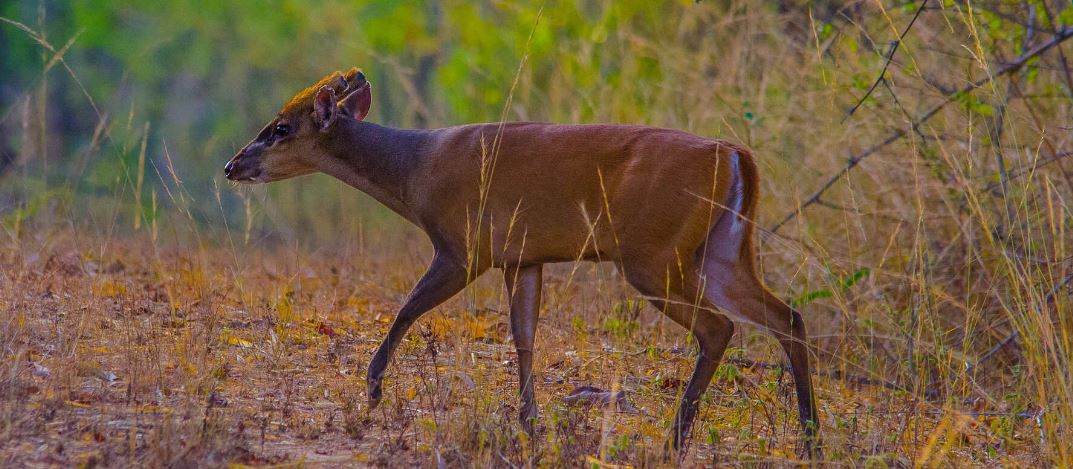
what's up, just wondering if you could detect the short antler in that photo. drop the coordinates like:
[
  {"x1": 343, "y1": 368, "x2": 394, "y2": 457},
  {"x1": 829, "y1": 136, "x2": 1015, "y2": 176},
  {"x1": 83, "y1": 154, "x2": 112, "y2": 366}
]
[
  {"x1": 323, "y1": 72, "x2": 348, "y2": 97},
  {"x1": 339, "y1": 67, "x2": 368, "y2": 99},
  {"x1": 319, "y1": 68, "x2": 364, "y2": 101}
]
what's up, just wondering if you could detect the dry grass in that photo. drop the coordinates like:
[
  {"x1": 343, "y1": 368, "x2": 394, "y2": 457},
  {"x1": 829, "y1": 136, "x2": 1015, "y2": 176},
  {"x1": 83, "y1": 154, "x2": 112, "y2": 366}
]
[{"x1": 0, "y1": 228, "x2": 1053, "y2": 467}]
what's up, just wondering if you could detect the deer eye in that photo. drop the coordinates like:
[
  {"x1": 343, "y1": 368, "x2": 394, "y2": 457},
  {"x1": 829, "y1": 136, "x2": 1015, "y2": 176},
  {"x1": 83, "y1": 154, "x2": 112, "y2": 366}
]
[{"x1": 273, "y1": 124, "x2": 291, "y2": 137}]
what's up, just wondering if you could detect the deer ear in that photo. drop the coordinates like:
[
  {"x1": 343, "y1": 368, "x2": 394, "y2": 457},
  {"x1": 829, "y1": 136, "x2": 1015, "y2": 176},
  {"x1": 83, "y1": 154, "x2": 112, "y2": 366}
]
[
  {"x1": 340, "y1": 80, "x2": 371, "y2": 122},
  {"x1": 313, "y1": 85, "x2": 338, "y2": 131}
]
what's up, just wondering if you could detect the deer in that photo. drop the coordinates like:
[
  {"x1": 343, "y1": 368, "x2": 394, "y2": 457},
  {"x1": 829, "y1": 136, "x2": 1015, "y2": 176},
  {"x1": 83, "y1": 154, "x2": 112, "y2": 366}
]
[{"x1": 224, "y1": 68, "x2": 820, "y2": 456}]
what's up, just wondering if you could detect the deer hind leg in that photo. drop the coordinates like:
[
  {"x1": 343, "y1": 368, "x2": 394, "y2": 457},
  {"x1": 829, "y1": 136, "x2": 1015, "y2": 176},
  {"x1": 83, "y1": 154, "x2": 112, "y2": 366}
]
[
  {"x1": 620, "y1": 266, "x2": 734, "y2": 451},
  {"x1": 700, "y1": 257, "x2": 821, "y2": 457}
]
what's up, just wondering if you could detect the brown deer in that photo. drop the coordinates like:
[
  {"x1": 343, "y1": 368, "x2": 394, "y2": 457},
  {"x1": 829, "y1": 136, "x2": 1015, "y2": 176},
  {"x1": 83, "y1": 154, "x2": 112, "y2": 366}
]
[{"x1": 224, "y1": 68, "x2": 820, "y2": 455}]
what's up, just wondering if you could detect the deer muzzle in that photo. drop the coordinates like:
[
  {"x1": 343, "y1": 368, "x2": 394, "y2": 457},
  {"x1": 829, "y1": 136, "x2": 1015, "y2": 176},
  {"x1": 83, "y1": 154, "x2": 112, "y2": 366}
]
[{"x1": 224, "y1": 148, "x2": 263, "y2": 183}]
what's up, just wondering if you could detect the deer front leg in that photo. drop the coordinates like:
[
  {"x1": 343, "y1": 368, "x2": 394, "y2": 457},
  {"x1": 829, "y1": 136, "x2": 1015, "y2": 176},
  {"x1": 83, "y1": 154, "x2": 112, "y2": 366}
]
[
  {"x1": 505, "y1": 264, "x2": 543, "y2": 434},
  {"x1": 368, "y1": 253, "x2": 471, "y2": 408}
]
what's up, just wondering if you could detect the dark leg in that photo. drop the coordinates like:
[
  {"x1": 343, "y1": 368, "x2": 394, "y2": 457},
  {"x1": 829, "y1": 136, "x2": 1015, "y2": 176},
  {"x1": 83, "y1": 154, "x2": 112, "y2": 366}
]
[
  {"x1": 504, "y1": 264, "x2": 543, "y2": 434},
  {"x1": 778, "y1": 306, "x2": 821, "y2": 459},
  {"x1": 621, "y1": 269, "x2": 734, "y2": 452},
  {"x1": 703, "y1": 264, "x2": 822, "y2": 459},
  {"x1": 669, "y1": 313, "x2": 734, "y2": 450},
  {"x1": 744, "y1": 293, "x2": 820, "y2": 458},
  {"x1": 368, "y1": 253, "x2": 472, "y2": 408}
]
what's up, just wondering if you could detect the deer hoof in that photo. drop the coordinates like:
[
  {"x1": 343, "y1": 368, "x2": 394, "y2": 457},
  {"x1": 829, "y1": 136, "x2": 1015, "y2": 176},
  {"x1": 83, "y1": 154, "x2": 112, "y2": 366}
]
[{"x1": 367, "y1": 378, "x2": 383, "y2": 409}]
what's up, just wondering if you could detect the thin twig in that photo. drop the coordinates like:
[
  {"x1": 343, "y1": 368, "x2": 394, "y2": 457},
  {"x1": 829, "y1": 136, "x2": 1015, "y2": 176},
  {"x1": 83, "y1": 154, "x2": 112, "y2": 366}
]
[
  {"x1": 1038, "y1": 1, "x2": 1073, "y2": 99},
  {"x1": 957, "y1": 151, "x2": 1073, "y2": 213},
  {"x1": 842, "y1": 409, "x2": 1041, "y2": 419},
  {"x1": 842, "y1": 0, "x2": 928, "y2": 123},
  {"x1": 773, "y1": 25, "x2": 1073, "y2": 233}
]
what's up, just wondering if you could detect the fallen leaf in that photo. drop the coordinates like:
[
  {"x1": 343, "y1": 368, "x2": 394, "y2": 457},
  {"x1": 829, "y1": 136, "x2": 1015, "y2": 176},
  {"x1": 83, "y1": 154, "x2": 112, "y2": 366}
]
[
  {"x1": 317, "y1": 322, "x2": 337, "y2": 338},
  {"x1": 221, "y1": 332, "x2": 253, "y2": 348}
]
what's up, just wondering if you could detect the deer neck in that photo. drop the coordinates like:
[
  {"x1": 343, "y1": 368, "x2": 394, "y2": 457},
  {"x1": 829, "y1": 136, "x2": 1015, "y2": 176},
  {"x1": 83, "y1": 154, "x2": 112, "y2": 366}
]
[{"x1": 318, "y1": 120, "x2": 434, "y2": 223}]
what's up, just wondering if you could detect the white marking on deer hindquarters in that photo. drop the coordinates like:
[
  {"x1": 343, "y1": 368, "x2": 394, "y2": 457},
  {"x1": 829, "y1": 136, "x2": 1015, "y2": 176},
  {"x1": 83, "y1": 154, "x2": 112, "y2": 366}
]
[
  {"x1": 684, "y1": 150, "x2": 746, "y2": 263},
  {"x1": 726, "y1": 150, "x2": 746, "y2": 236}
]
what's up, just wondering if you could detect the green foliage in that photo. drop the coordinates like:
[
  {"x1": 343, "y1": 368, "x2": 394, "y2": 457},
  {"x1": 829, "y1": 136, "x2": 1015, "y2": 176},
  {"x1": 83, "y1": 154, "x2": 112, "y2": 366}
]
[
  {"x1": 1, "y1": 189, "x2": 70, "y2": 234},
  {"x1": 841, "y1": 267, "x2": 870, "y2": 290},
  {"x1": 953, "y1": 91, "x2": 995, "y2": 117},
  {"x1": 791, "y1": 289, "x2": 833, "y2": 308},
  {"x1": 715, "y1": 362, "x2": 741, "y2": 382},
  {"x1": 605, "y1": 433, "x2": 632, "y2": 459},
  {"x1": 603, "y1": 298, "x2": 641, "y2": 339},
  {"x1": 791, "y1": 267, "x2": 871, "y2": 308}
]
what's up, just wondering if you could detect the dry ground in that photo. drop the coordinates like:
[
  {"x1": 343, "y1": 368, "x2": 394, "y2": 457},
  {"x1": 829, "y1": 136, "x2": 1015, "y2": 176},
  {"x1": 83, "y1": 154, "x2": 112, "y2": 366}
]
[{"x1": 0, "y1": 231, "x2": 1044, "y2": 468}]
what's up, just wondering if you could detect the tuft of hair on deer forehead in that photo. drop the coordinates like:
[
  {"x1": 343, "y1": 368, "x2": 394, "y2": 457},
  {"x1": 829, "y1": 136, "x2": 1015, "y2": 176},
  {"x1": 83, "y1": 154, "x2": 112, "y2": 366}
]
[{"x1": 281, "y1": 67, "x2": 368, "y2": 114}]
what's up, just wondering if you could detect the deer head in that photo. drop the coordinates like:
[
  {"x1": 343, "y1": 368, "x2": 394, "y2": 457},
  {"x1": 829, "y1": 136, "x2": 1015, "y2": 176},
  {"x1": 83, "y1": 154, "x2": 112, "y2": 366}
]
[{"x1": 224, "y1": 67, "x2": 372, "y2": 183}]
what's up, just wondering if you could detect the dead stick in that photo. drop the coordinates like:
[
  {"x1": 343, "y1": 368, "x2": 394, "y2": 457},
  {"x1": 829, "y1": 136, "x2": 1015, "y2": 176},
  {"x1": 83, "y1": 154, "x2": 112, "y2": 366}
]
[{"x1": 843, "y1": 409, "x2": 1040, "y2": 419}]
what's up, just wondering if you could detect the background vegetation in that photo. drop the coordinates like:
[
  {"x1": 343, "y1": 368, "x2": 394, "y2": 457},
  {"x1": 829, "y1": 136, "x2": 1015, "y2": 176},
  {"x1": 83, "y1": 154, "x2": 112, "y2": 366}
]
[{"x1": 2, "y1": 0, "x2": 1072, "y2": 466}]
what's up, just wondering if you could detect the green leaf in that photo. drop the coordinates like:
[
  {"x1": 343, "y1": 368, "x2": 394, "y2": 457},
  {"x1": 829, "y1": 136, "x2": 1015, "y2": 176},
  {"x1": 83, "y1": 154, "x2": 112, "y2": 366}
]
[
  {"x1": 791, "y1": 289, "x2": 833, "y2": 308},
  {"x1": 841, "y1": 267, "x2": 871, "y2": 291},
  {"x1": 1060, "y1": 7, "x2": 1073, "y2": 27}
]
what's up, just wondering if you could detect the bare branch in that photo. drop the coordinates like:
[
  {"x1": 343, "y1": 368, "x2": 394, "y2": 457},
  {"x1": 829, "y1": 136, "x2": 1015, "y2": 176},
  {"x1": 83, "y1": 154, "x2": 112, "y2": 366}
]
[
  {"x1": 842, "y1": 0, "x2": 928, "y2": 124},
  {"x1": 772, "y1": 25, "x2": 1073, "y2": 233}
]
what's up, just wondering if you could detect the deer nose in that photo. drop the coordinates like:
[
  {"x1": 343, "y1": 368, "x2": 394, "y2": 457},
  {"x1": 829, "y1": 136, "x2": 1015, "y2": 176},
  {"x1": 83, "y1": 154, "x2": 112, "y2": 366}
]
[{"x1": 224, "y1": 160, "x2": 235, "y2": 178}]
